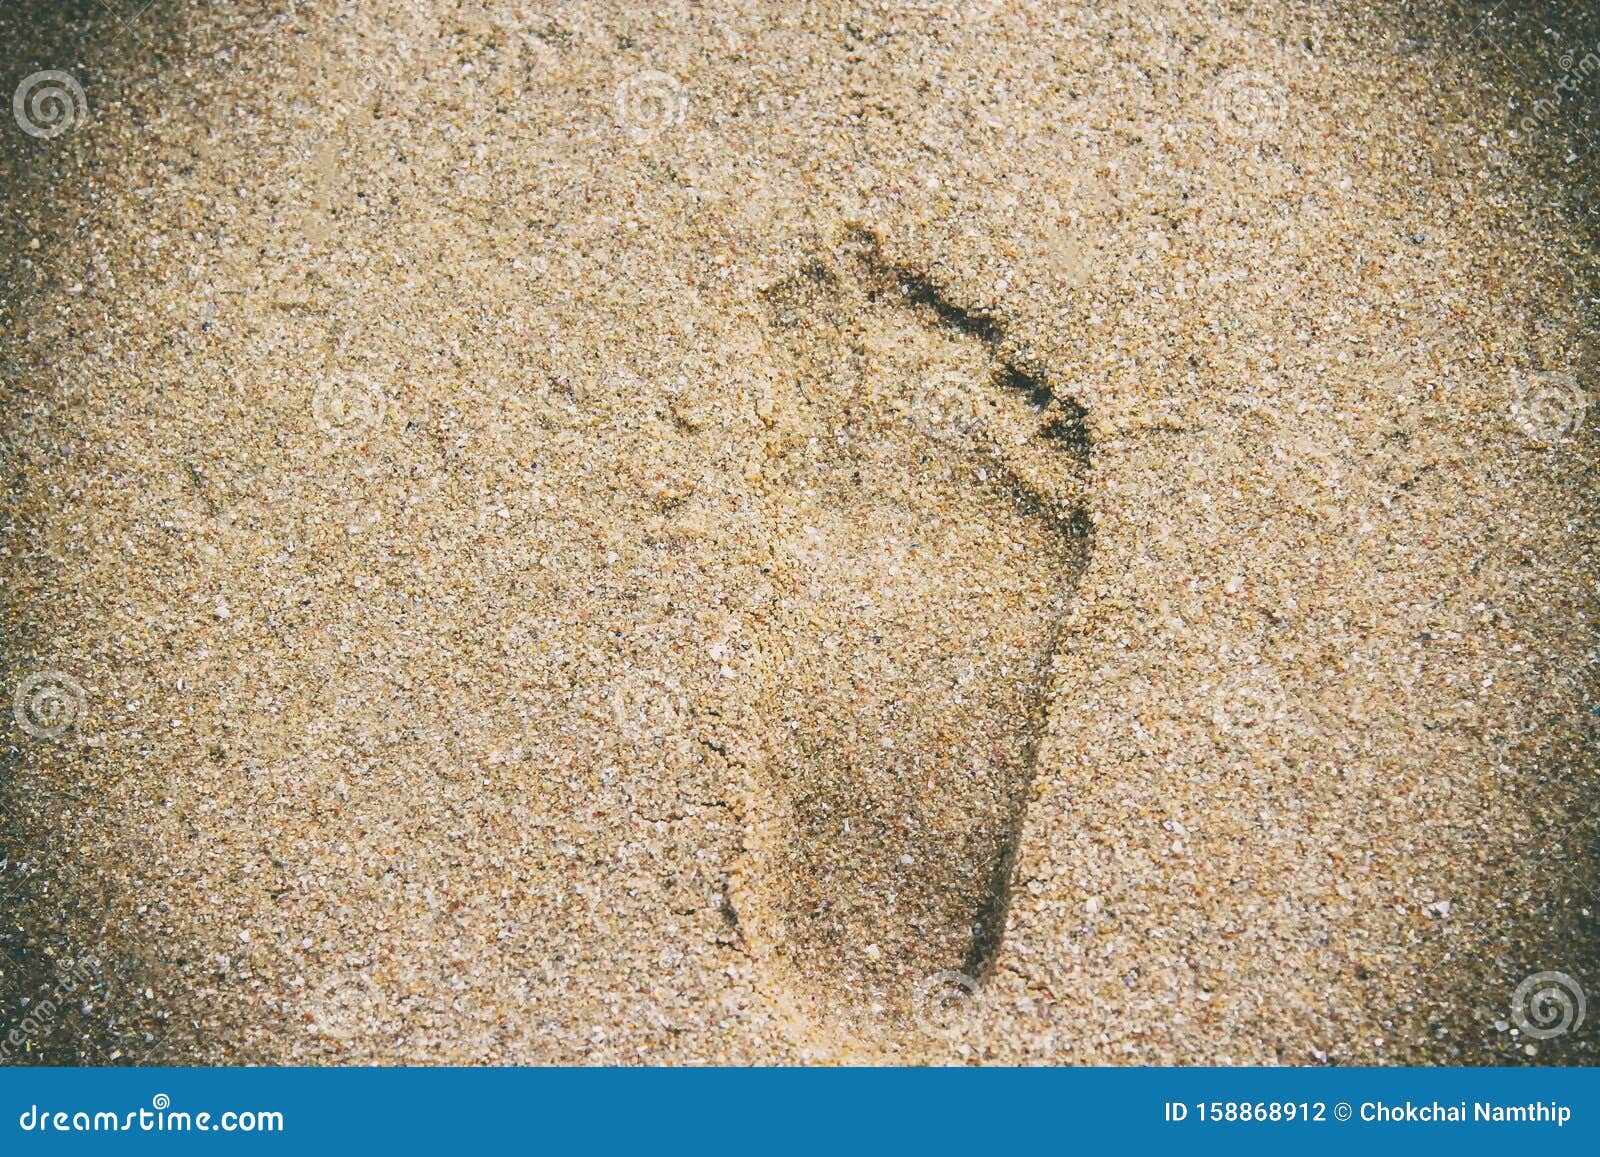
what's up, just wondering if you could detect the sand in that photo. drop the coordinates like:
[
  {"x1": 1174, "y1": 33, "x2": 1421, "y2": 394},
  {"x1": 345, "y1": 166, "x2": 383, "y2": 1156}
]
[{"x1": 1, "y1": 0, "x2": 1597, "y2": 1065}]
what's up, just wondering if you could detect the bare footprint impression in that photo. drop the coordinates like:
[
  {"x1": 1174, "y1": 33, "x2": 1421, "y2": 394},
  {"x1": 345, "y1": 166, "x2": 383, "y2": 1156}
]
[{"x1": 745, "y1": 229, "x2": 1091, "y2": 1050}]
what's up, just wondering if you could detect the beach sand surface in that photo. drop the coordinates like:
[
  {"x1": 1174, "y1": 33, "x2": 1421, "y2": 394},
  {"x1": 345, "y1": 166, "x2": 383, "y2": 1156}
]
[{"x1": 1, "y1": 0, "x2": 1596, "y2": 1063}]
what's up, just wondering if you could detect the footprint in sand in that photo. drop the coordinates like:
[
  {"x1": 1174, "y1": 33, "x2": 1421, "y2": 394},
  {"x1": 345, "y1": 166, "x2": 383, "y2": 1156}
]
[{"x1": 748, "y1": 229, "x2": 1092, "y2": 1041}]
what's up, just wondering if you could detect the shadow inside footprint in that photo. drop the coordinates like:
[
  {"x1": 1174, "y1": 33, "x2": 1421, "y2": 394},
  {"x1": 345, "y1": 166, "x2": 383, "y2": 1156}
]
[{"x1": 754, "y1": 230, "x2": 1092, "y2": 1038}]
